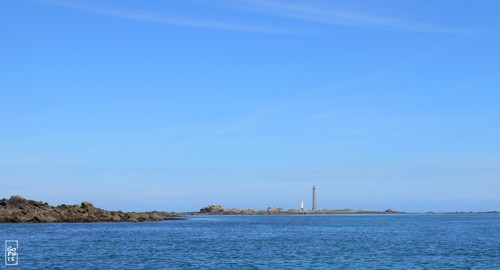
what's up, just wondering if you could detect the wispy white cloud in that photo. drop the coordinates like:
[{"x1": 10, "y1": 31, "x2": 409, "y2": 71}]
[
  {"x1": 240, "y1": 0, "x2": 475, "y2": 34},
  {"x1": 39, "y1": 0, "x2": 473, "y2": 34},
  {"x1": 39, "y1": 0, "x2": 289, "y2": 33}
]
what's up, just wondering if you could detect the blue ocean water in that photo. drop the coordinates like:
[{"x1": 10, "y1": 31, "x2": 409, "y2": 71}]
[{"x1": 1, "y1": 214, "x2": 499, "y2": 269}]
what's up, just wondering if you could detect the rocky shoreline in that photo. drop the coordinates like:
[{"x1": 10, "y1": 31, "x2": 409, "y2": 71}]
[
  {"x1": 0, "y1": 195, "x2": 183, "y2": 223},
  {"x1": 190, "y1": 204, "x2": 405, "y2": 215},
  {"x1": 2, "y1": 196, "x2": 496, "y2": 223},
  {"x1": 193, "y1": 205, "x2": 497, "y2": 215}
]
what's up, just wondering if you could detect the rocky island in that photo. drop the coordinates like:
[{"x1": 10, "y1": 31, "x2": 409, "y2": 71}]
[
  {"x1": 0, "y1": 195, "x2": 404, "y2": 223},
  {"x1": 0, "y1": 195, "x2": 183, "y2": 223},
  {"x1": 194, "y1": 205, "x2": 498, "y2": 215},
  {"x1": 193, "y1": 204, "x2": 404, "y2": 215},
  {"x1": 3, "y1": 196, "x2": 494, "y2": 223}
]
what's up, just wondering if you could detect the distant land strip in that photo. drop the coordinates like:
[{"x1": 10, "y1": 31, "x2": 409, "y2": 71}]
[
  {"x1": 0, "y1": 196, "x2": 497, "y2": 223},
  {"x1": 188, "y1": 204, "x2": 498, "y2": 215}
]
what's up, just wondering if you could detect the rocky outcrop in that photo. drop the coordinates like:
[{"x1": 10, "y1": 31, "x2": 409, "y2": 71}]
[
  {"x1": 193, "y1": 203, "x2": 406, "y2": 215},
  {"x1": 0, "y1": 195, "x2": 183, "y2": 223},
  {"x1": 266, "y1": 207, "x2": 284, "y2": 214},
  {"x1": 200, "y1": 204, "x2": 225, "y2": 213}
]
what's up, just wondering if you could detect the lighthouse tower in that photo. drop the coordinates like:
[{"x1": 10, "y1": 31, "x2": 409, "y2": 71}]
[{"x1": 312, "y1": 185, "x2": 317, "y2": 211}]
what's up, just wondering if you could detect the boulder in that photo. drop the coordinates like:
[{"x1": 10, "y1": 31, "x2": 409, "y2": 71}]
[
  {"x1": 10, "y1": 195, "x2": 25, "y2": 202},
  {"x1": 42, "y1": 214, "x2": 58, "y2": 223},
  {"x1": 240, "y1": 208, "x2": 257, "y2": 214},
  {"x1": 80, "y1": 202, "x2": 94, "y2": 208},
  {"x1": 127, "y1": 213, "x2": 140, "y2": 220},
  {"x1": 149, "y1": 213, "x2": 163, "y2": 221},
  {"x1": 266, "y1": 207, "x2": 284, "y2": 213},
  {"x1": 15, "y1": 215, "x2": 33, "y2": 223},
  {"x1": 200, "y1": 204, "x2": 225, "y2": 213}
]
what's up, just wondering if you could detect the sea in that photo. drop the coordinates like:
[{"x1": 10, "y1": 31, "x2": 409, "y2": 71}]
[{"x1": 1, "y1": 214, "x2": 499, "y2": 269}]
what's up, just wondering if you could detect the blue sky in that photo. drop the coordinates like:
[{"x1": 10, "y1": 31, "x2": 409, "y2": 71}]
[{"x1": 1, "y1": 0, "x2": 499, "y2": 212}]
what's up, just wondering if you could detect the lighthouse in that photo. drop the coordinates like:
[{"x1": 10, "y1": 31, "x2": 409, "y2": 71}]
[{"x1": 312, "y1": 185, "x2": 317, "y2": 211}]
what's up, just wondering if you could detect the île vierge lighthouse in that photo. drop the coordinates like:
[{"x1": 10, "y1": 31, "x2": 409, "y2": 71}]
[
  {"x1": 312, "y1": 185, "x2": 317, "y2": 211},
  {"x1": 301, "y1": 185, "x2": 318, "y2": 212}
]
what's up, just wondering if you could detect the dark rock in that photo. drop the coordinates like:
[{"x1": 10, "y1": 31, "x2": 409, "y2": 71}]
[
  {"x1": 80, "y1": 202, "x2": 94, "y2": 208},
  {"x1": 200, "y1": 204, "x2": 225, "y2": 213}
]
